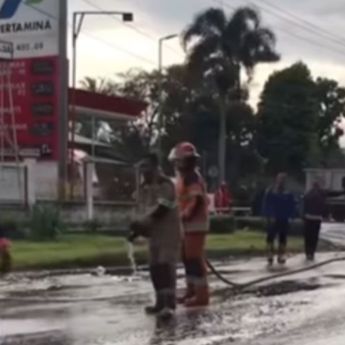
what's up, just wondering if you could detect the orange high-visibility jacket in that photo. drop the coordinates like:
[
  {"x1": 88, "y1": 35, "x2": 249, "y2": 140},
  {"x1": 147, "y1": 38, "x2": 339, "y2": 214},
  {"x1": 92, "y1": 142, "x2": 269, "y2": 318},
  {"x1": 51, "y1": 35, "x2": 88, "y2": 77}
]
[{"x1": 176, "y1": 170, "x2": 209, "y2": 233}]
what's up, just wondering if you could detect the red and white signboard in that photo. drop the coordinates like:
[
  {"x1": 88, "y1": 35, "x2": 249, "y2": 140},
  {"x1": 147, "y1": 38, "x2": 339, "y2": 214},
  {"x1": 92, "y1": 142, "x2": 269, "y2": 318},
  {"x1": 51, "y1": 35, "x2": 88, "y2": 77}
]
[{"x1": 0, "y1": 0, "x2": 64, "y2": 161}]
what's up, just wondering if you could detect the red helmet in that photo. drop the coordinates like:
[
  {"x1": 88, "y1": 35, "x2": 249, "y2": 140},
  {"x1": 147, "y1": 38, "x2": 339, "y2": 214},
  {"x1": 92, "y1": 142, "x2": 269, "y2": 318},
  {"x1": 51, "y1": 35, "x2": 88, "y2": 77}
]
[{"x1": 169, "y1": 142, "x2": 200, "y2": 161}]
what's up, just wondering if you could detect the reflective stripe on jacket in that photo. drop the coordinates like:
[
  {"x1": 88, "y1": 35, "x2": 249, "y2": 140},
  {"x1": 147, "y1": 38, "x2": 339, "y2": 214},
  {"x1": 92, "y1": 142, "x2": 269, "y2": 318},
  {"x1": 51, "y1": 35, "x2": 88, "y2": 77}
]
[{"x1": 176, "y1": 170, "x2": 209, "y2": 233}]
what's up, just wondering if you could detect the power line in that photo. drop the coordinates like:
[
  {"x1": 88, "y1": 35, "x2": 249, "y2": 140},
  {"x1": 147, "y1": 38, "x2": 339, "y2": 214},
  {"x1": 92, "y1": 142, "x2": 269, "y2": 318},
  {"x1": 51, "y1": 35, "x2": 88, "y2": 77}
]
[
  {"x1": 256, "y1": 0, "x2": 345, "y2": 47},
  {"x1": 81, "y1": 0, "x2": 184, "y2": 59},
  {"x1": 247, "y1": 0, "x2": 345, "y2": 54},
  {"x1": 23, "y1": 2, "x2": 156, "y2": 66},
  {"x1": 274, "y1": 28, "x2": 345, "y2": 60},
  {"x1": 212, "y1": 0, "x2": 345, "y2": 60},
  {"x1": 82, "y1": 0, "x2": 158, "y2": 40},
  {"x1": 214, "y1": 0, "x2": 345, "y2": 51},
  {"x1": 80, "y1": 31, "x2": 156, "y2": 66}
]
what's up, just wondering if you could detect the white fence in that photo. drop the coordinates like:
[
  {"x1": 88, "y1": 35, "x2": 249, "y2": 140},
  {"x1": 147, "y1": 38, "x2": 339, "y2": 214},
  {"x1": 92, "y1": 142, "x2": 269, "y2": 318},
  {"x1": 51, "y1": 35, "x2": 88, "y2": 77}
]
[
  {"x1": 305, "y1": 169, "x2": 345, "y2": 191},
  {"x1": 0, "y1": 163, "x2": 28, "y2": 205},
  {"x1": 0, "y1": 159, "x2": 139, "y2": 221}
]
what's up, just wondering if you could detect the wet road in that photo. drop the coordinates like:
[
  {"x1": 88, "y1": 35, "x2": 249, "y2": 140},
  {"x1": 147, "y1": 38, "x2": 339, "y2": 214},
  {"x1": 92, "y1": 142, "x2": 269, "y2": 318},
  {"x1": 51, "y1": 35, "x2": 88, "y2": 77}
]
[
  {"x1": 320, "y1": 222, "x2": 345, "y2": 247},
  {"x1": 1, "y1": 248, "x2": 345, "y2": 345},
  {"x1": 1, "y1": 222, "x2": 345, "y2": 345}
]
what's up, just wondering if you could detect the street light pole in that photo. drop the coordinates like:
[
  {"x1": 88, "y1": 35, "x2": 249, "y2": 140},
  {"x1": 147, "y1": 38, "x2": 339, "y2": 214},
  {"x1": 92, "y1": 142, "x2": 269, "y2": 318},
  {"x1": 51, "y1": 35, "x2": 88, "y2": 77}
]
[
  {"x1": 70, "y1": 10, "x2": 133, "y2": 199},
  {"x1": 157, "y1": 34, "x2": 178, "y2": 164}
]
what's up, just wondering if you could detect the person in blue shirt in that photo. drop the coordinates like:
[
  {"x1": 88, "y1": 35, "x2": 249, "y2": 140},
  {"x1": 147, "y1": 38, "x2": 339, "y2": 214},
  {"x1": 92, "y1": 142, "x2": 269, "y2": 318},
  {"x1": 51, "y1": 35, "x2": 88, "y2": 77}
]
[{"x1": 262, "y1": 173, "x2": 296, "y2": 266}]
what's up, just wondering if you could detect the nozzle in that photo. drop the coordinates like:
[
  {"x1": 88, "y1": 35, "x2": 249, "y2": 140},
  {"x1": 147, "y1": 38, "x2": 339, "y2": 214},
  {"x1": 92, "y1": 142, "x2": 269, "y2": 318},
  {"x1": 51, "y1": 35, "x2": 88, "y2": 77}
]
[{"x1": 127, "y1": 231, "x2": 137, "y2": 243}]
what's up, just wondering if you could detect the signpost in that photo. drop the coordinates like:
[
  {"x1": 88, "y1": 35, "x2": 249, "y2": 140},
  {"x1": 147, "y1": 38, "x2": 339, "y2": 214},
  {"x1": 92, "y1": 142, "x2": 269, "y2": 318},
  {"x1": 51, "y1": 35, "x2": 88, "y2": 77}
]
[
  {"x1": 0, "y1": 0, "x2": 67, "y2": 161},
  {"x1": 0, "y1": 0, "x2": 68, "y2": 198}
]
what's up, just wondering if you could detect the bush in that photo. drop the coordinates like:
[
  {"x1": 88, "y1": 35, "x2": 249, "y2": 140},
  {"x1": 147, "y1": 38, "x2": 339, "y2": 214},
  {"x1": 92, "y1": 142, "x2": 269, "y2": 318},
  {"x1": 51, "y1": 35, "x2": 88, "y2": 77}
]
[
  {"x1": 236, "y1": 216, "x2": 303, "y2": 236},
  {"x1": 83, "y1": 219, "x2": 102, "y2": 233},
  {"x1": 30, "y1": 205, "x2": 65, "y2": 241},
  {"x1": 0, "y1": 214, "x2": 28, "y2": 239},
  {"x1": 210, "y1": 215, "x2": 236, "y2": 234},
  {"x1": 209, "y1": 215, "x2": 304, "y2": 235},
  {"x1": 235, "y1": 217, "x2": 265, "y2": 231}
]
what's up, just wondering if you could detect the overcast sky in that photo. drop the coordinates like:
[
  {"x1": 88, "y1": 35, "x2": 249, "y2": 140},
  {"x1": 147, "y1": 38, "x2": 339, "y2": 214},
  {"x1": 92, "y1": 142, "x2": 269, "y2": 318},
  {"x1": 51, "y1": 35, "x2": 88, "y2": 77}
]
[{"x1": 69, "y1": 0, "x2": 345, "y2": 141}]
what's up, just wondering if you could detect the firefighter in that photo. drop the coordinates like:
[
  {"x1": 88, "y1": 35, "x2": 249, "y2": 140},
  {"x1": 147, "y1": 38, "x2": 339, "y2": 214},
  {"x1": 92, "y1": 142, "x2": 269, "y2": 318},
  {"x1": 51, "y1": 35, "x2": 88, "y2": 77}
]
[
  {"x1": 0, "y1": 226, "x2": 11, "y2": 275},
  {"x1": 169, "y1": 142, "x2": 210, "y2": 307},
  {"x1": 128, "y1": 153, "x2": 182, "y2": 319}
]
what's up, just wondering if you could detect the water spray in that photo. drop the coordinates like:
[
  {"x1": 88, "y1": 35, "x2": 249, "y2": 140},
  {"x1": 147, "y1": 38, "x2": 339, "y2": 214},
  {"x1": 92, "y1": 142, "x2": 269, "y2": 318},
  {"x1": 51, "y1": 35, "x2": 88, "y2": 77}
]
[{"x1": 127, "y1": 241, "x2": 137, "y2": 275}]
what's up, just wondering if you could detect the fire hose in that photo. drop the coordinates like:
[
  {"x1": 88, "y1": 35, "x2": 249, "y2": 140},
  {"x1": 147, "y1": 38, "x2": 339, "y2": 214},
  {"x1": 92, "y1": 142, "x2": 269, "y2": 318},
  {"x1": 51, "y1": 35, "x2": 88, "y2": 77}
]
[
  {"x1": 127, "y1": 231, "x2": 345, "y2": 291},
  {"x1": 206, "y1": 255, "x2": 345, "y2": 291}
]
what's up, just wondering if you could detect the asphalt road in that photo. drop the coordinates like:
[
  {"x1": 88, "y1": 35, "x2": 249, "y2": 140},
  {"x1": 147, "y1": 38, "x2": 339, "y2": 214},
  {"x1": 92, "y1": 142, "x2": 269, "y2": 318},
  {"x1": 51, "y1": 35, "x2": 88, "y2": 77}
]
[{"x1": 1, "y1": 222, "x2": 345, "y2": 345}]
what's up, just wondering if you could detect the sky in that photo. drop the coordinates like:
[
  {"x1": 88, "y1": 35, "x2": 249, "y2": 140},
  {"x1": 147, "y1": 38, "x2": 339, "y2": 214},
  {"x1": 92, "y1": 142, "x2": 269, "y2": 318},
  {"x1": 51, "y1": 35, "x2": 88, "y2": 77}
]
[{"x1": 69, "y1": 0, "x2": 345, "y2": 142}]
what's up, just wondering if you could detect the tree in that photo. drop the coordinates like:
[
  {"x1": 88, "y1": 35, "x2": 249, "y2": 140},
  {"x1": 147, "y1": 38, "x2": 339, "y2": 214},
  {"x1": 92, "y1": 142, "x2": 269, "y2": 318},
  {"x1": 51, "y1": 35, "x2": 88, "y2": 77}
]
[
  {"x1": 182, "y1": 6, "x2": 279, "y2": 182},
  {"x1": 80, "y1": 67, "x2": 196, "y2": 163},
  {"x1": 113, "y1": 66, "x2": 195, "y2": 162},
  {"x1": 225, "y1": 101, "x2": 259, "y2": 182},
  {"x1": 257, "y1": 62, "x2": 317, "y2": 176},
  {"x1": 79, "y1": 76, "x2": 116, "y2": 96},
  {"x1": 80, "y1": 66, "x2": 259, "y2": 182},
  {"x1": 314, "y1": 77, "x2": 345, "y2": 165}
]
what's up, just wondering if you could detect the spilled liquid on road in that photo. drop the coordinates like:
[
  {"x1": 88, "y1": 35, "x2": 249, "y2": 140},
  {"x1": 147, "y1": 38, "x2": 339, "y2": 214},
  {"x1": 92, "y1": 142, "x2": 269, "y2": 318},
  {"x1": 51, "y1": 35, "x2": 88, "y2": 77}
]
[{"x1": 1, "y1": 254, "x2": 345, "y2": 345}]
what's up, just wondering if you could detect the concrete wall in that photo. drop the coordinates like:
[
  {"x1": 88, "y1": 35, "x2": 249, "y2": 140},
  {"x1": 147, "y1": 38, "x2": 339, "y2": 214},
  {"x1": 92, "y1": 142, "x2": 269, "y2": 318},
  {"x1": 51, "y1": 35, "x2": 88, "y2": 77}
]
[
  {"x1": 0, "y1": 161, "x2": 59, "y2": 203},
  {"x1": 305, "y1": 169, "x2": 345, "y2": 191},
  {"x1": 0, "y1": 202, "x2": 136, "y2": 232},
  {"x1": 34, "y1": 161, "x2": 59, "y2": 200},
  {"x1": 58, "y1": 202, "x2": 135, "y2": 228},
  {"x1": 0, "y1": 164, "x2": 27, "y2": 204},
  {"x1": 0, "y1": 160, "x2": 137, "y2": 229}
]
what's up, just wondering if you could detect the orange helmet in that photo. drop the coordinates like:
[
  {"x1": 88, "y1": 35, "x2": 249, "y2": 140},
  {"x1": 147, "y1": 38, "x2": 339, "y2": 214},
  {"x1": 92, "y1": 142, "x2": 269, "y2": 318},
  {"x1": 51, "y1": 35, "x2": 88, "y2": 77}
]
[{"x1": 169, "y1": 142, "x2": 200, "y2": 161}]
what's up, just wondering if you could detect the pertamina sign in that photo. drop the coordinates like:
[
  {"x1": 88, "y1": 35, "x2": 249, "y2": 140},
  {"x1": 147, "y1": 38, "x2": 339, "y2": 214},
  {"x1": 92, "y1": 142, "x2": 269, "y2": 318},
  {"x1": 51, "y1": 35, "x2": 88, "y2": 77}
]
[
  {"x1": 0, "y1": 0, "x2": 59, "y2": 57},
  {"x1": 0, "y1": 0, "x2": 62, "y2": 160}
]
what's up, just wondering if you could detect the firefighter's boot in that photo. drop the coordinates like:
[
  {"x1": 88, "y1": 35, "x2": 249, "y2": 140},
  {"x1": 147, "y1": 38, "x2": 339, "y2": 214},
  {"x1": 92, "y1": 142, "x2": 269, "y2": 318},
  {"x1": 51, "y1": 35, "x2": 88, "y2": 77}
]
[
  {"x1": 158, "y1": 293, "x2": 176, "y2": 321},
  {"x1": 177, "y1": 283, "x2": 194, "y2": 304},
  {"x1": 145, "y1": 293, "x2": 164, "y2": 315},
  {"x1": 184, "y1": 285, "x2": 209, "y2": 308}
]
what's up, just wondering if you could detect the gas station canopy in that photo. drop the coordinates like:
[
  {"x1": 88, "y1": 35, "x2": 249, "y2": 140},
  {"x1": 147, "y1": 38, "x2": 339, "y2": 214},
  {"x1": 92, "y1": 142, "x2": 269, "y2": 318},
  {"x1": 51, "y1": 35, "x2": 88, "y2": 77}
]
[{"x1": 68, "y1": 88, "x2": 147, "y2": 121}]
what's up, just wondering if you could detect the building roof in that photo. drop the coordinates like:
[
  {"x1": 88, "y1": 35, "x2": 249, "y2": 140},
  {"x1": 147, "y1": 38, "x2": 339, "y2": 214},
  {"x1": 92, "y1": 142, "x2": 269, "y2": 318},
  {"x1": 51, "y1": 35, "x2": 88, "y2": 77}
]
[{"x1": 68, "y1": 88, "x2": 147, "y2": 121}]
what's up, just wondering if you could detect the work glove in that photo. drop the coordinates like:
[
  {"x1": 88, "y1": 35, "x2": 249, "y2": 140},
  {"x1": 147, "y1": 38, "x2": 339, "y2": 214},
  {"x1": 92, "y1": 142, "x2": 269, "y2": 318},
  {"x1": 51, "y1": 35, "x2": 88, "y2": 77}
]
[
  {"x1": 127, "y1": 230, "x2": 138, "y2": 243},
  {"x1": 127, "y1": 219, "x2": 150, "y2": 242}
]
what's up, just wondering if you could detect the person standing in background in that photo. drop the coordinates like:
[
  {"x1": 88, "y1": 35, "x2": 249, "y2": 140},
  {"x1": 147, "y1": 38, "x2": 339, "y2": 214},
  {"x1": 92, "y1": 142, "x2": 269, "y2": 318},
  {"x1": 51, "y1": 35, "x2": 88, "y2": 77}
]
[
  {"x1": 303, "y1": 177, "x2": 345, "y2": 261},
  {"x1": 169, "y1": 142, "x2": 210, "y2": 307},
  {"x1": 262, "y1": 173, "x2": 296, "y2": 266},
  {"x1": 215, "y1": 182, "x2": 232, "y2": 214}
]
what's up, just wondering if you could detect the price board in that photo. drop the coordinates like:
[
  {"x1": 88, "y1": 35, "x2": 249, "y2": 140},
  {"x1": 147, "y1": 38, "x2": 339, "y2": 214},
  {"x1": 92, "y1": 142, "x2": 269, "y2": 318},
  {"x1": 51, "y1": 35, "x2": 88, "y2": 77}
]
[{"x1": 0, "y1": 0, "x2": 63, "y2": 160}]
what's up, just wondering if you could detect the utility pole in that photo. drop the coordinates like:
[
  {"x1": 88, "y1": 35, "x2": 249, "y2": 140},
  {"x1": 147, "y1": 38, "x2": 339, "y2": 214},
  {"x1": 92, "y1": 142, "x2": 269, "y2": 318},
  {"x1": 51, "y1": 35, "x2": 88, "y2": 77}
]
[
  {"x1": 157, "y1": 34, "x2": 178, "y2": 163},
  {"x1": 69, "y1": 10, "x2": 133, "y2": 199},
  {"x1": 58, "y1": 0, "x2": 68, "y2": 201}
]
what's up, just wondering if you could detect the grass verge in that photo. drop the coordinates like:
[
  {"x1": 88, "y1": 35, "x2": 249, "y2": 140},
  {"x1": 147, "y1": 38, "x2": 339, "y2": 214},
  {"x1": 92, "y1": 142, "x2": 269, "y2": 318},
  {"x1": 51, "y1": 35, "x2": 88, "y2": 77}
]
[{"x1": 11, "y1": 231, "x2": 305, "y2": 271}]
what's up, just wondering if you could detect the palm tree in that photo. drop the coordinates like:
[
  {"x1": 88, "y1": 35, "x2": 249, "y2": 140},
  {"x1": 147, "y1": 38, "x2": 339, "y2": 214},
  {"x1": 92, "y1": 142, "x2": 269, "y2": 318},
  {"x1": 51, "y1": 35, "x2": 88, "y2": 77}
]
[
  {"x1": 80, "y1": 77, "x2": 115, "y2": 96},
  {"x1": 183, "y1": 7, "x2": 279, "y2": 182}
]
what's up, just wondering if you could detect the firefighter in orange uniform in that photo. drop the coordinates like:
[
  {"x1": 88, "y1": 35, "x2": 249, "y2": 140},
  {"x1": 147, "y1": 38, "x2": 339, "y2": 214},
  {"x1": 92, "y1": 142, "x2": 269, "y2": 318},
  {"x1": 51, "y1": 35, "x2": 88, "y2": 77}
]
[{"x1": 169, "y1": 142, "x2": 210, "y2": 307}]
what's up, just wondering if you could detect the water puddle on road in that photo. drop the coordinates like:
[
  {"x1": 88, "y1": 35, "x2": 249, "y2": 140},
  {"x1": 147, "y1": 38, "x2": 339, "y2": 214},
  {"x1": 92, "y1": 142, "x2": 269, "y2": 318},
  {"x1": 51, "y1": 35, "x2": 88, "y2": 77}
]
[
  {"x1": 251, "y1": 280, "x2": 321, "y2": 297},
  {"x1": 2, "y1": 256, "x2": 343, "y2": 345}
]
